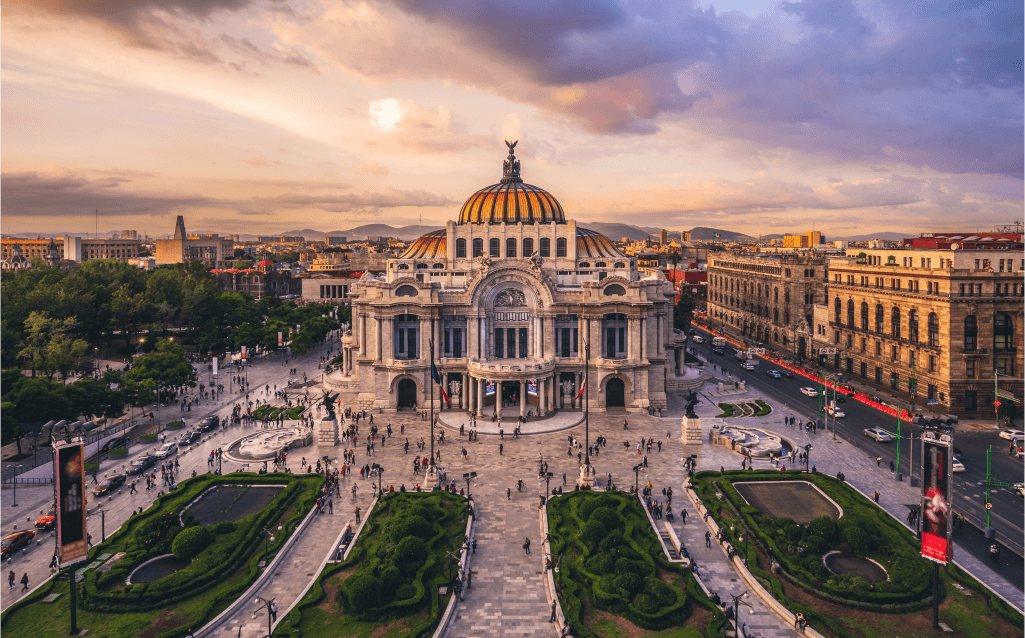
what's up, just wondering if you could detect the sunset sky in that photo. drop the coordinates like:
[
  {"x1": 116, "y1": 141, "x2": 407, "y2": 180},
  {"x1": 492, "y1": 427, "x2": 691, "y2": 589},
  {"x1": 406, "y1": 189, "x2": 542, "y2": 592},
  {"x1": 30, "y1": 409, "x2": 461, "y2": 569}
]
[{"x1": 2, "y1": 0, "x2": 1021, "y2": 238}]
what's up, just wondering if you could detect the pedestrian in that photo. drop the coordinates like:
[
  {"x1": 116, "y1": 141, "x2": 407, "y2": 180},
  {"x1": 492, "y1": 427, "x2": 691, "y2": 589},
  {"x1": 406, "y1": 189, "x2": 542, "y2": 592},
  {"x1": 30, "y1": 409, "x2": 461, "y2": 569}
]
[
  {"x1": 329, "y1": 499, "x2": 333, "y2": 514},
  {"x1": 507, "y1": 487, "x2": 511, "y2": 499},
  {"x1": 270, "y1": 602, "x2": 278, "y2": 622},
  {"x1": 873, "y1": 491, "x2": 880, "y2": 504},
  {"x1": 524, "y1": 537, "x2": 531, "y2": 554},
  {"x1": 705, "y1": 531, "x2": 712, "y2": 548},
  {"x1": 550, "y1": 602, "x2": 557, "y2": 623},
  {"x1": 355, "y1": 506, "x2": 361, "y2": 523},
  {"x1": 8, "y1": 571, "x2": 14, "y2": 591},
  {"x1": 681, "y1": 508, "x2": 688, "y2": 524},
  {"x1": 499, "y1": 443, "x2": 504, "y2": 456},
  {"x1": 20, "y1": 573, "x2": 28, "y2": 591}
]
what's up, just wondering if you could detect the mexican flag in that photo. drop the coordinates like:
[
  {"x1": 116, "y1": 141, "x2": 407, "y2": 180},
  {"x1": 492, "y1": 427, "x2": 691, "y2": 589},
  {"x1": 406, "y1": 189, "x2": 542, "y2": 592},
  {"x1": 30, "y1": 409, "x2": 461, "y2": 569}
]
[{"x1": 431, "y1": 361, "x2": 451, "y2": 403}]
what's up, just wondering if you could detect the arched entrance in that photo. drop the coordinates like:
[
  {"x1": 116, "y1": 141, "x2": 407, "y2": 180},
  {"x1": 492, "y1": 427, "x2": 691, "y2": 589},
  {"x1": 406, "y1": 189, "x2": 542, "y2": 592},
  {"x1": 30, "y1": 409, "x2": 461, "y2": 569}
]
[
  {"x1": 606, "y1": 378, "x2": 625, "y2": 408},
  {"x1": 798, "y1": 336, "x2": 807, "y2": 360},
  {"x1": 397, "y1": 378, "x2": 417, "y2": 408}
]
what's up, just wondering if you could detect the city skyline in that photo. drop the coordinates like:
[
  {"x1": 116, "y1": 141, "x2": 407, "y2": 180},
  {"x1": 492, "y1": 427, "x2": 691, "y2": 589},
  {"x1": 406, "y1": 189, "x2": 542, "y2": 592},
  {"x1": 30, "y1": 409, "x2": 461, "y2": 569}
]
[{"x1": 2, "y1": 0, "x2": 1021, "y2": 236}]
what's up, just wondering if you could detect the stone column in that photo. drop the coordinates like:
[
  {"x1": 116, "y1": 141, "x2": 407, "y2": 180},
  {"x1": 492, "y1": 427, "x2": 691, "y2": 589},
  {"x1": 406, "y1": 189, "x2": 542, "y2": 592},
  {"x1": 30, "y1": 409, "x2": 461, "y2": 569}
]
[
  {"x1": 383, "y1": 317, "x2": 393, "y2": 362},
  {"x1": 477, "y1": 378, "x2": 484, "y2": 415},
  {"x1": 360, "y1": 316, "x2": 367, "y2": 357},
  {"x1": 375, "y1": 317, "x2": 382, "y2": 362},
  {"x1": 520, "y1": 379, "x2": 526, "y2": 418},
  {"x1": 419, "y1": 316, "x2": 429, "y2": 360},
  {"x1": 640, "y1": 317, "x2": 645, "y2": 361},
  {"x1": 628, "y1": 317, "x2": 635, "y2": 360},
  {"x1": 539, "y1": 375, "x2": 546, "y2": 416}
]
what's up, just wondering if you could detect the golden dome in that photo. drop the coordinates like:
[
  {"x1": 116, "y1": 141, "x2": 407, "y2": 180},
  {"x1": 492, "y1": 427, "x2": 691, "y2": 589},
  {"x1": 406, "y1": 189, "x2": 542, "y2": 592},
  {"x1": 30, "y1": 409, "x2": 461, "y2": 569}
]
[
  {"x1": 576, "y1": 228, "x2": 627, "y2": 259},
  {"x1": 457, "y1": 141, "x2": 566, "y2": 225},
  {"x1": 399, "y1": 229, "x2": 446, "y2": 259}
]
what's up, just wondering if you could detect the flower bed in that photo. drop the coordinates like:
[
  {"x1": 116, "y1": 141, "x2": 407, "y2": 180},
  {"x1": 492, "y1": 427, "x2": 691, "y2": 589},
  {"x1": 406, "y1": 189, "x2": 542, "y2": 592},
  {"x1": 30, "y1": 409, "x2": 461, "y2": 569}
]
[
  {"x1": 692, "y1": 470, "x2": 1024, "y2": 636},
  {"x1": 277, "y1": 491, "x2": 469, "y2": 638},
  {"x1": 1, "y1": 472, "x2": 325, "y2": 638},
  {"x1": 548, "y1": 491, "x2": 728, "y2": 638}
]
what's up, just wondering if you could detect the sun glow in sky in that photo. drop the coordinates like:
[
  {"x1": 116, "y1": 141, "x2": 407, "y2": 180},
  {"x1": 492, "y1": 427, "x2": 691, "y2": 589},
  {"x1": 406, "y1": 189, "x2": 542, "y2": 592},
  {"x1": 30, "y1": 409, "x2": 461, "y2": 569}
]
[{"x1": 1, "y1": 0, "x2": 1020, "y2": 237}]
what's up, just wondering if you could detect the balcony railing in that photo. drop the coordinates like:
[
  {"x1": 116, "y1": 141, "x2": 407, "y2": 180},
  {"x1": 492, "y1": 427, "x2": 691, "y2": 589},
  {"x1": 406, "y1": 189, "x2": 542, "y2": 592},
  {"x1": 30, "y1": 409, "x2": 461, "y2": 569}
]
[{"x1": 958, "y1": 347, "x2": 988, "y2": 355}]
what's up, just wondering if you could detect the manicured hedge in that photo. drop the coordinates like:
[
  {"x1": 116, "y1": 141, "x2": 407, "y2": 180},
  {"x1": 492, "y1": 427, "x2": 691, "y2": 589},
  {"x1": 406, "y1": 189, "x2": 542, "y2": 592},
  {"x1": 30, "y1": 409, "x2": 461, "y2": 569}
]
[{"x1": 549, "y1": 491, "x2": 708, "y2": 637}]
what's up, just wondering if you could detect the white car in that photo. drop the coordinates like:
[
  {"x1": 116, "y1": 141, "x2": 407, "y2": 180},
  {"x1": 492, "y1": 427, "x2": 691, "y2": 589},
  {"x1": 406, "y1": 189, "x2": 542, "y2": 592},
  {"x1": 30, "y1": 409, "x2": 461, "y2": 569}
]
[
  {"x1": 951, "y1": 459, "x2": 965, "y2": 473},
  {"x1": 826, "y1": 407, "x2": 845, "y2": 418},
  {"x1": 691, "y1": 336, "x2": 704, "y2": 344},
  {"x1": 800, "y1": 387, "x2": 819, "y2": 397},
  {"x1": 741, "y1": 362, "x2": 756, "y2": 370},
  {"x1": 154, "y1": 442, "x2": 178, "y2": 459},
  {"x1": 998, "y1": 429, "x2": 1024, "y2": 441},
  {"x1": 863, "y1": 428, "x2": 894, "y2": 442}
]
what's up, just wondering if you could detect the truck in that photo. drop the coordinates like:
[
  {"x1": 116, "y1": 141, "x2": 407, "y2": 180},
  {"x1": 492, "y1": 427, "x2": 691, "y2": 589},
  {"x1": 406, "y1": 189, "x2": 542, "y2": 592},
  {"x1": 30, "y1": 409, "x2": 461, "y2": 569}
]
[{"x1": 712, "y1": 336, "x2": 727, "y2": 347}]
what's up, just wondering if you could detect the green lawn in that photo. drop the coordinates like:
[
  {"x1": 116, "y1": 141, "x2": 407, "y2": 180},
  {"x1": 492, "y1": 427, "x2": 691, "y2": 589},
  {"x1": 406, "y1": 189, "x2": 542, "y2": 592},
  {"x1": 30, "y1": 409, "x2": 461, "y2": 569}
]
[
  {"x1": 716, "y1": 403, "x2": 735, "y2": 417},
  {"x1": 1, "y1": 473, "x2": 324, "y2": 638},
  {"x1": 692, "y1": 470, "x2": 1024, "y2": 637},
  {"x1": 547, "y1": 491, "x2": 730, "y2": 638},
  {"x1": 286, "y1": 405, "x2": 305, "y2": 420},
  {"x1": 276, "y1": 491, "x2": 469, "y2": 638}
]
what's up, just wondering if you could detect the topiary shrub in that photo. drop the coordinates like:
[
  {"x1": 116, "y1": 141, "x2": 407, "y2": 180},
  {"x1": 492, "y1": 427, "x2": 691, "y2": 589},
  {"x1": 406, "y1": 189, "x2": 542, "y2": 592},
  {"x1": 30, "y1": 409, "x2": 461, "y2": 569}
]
[
  {"x1": 346, "y1": 573, "x2": 383, "y2": 613},
  {"x1": 842, "y1": 526, "x2": 870, "y2": 555},
  {"x1": 890, "y1": 550, "x2": 928, "y2": 590},
  {"x1": 590, "y1": 507, "x2": 622, "y2": 530},
  {"x1": 395, "y1": 536, "x2": 427, "y2": 570},
  {"x1": 171, "y1": 525, "x2": 213, "y2": 561},
  {"x1": 380, "y1": 565, "x2": 402, "y2": 592},
  {"x1": 394, "y1": 583, "x2": 416, "y2": 601},
  {"x1": 586, "y1": 553, "x2": 616, "y2": 575},
  {"x1": 580, "y1": 520, "x2": 607, "y2": 545},
  {"x1": 611, "y1": 572, "x2": 644, "y2": 598},
  {"x1": 599, "y1": 530, "x2": 624, "y2": 551},
  {"x1": 390, "y1": 515, "x2": 431, "y2": 542},
  {"x1": 578, "y1": 497, "x2": 602, "y2": 522},
  {"x1": 806, "y1": 516, "x2": 838, "y2": 543},
  {"x1": 213, "y1": 521, "x2": 236, "y2": 535}
]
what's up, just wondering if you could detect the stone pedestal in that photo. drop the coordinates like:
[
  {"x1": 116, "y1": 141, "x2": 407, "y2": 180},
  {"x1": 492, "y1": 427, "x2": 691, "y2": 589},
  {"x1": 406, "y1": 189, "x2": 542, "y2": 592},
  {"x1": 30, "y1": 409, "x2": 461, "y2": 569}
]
[
  {"x1": 318, "y1": 417, "x2": 338, "y2": 446},
  {"x1": 736, "y1": 381, "x2": 746, "y2": 392},
  {"x1": 577, "y1": 462, "x2": 595, "y2": 489},
  {"x1": 424, "y1": 463, "x2": 439, "y2": 489},
  {"x1": 682, "y1": 415, "x2": 703, "y2": 446}
]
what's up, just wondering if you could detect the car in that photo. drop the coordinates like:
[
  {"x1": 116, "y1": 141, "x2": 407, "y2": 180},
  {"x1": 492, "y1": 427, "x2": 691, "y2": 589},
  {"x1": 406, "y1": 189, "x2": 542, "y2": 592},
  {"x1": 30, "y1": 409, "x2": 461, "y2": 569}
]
[
  {"x1": 177, "y1": 431, "x2": 201, "y2": 447},
  {"x1": 800, "y1": 387, "x2": 819, "y2": 397},
  {"x1": 826, "y1": 407, "x2": 846, "y2": 418},
  {"x1": 863, "y1": 428, "x2": 894, "y2": 442},
  {"x1": 100, "y1": 436, "x2": 129, "y2": 454},
  {"x1": 1014, "y1": 484, "x2": 1024, "y2": 498},
  {"x1": 766, "y1": 370, "x2": 781, "y2": 379},
  {"x1": 832, "y1": 394, "x2": 847, "y2": 403},
  {"x1": 998, "y1": 429, "x2": 1024, "y2": 441},
  {"x1": 951, "y1": 459, "x2": 965, "y2": 473},
  {"x1": 127, "y1": 455, "x2": 158, "y2": 476},
  {"x1": 196, "y1": 415, "x2": 220, "y2": 432},
  {"x1": 93, "y1": 474, "x2": 126, "y2": 496},
  {"x1": 1, "y1": 530, "x2": 36, "y2": 558},
  {"x1": 712, "y1": 347, "x2": 724, "y2": 355},
  {"x1": 782, "y1": 370, "x2": 794, "y2": 378},
  {"x1": 741, "y1": 362, "x2": 756, "y2": 371},
  {"x1": 35, "y1": 506, "x2": 57, "y2": 531},
  {"x1": 154, "y1": 442, "x2": 178, "y2": 459},
  {"x1": 691, "y1": 335, "x2": 704, "y2": 343}
]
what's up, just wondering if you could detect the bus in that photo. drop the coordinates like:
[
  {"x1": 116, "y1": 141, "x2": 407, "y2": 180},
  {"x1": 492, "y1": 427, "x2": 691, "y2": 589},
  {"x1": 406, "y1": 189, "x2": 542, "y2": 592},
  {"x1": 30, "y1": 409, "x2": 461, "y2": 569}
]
[{"x1": 712, "y1": 336, "x2": 727, "y2": 347}]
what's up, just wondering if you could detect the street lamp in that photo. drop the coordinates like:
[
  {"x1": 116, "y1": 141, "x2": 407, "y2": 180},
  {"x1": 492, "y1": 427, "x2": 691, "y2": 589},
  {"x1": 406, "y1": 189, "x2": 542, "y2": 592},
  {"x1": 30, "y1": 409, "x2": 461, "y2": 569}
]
[
  {"x1": 252, "y1": 595, "x2": 276, "y2": 638},
  {"x1": 803, "y1": 444, "x2": 813, "y2": 473},
  {"x1": 6, "y1": 465, "x2": 22, "y2": 506},
  {"x1": 98, "y1": 508, "x2": 106, "y2": 542},
  {"x1": 726, "y1": 592, "x2": 753, "y2": 630},
  {"x1": 463, "y1": 471, "x2": 477, "y2": 499},
  {"x1": 540, "y1": 471, "x2": 553, "y2": 503},
  {"x1": 632, "y1": 463, "x2": 643, "y2": 495},
  {"x1": 372, "y1": 463, "x2": 384, "y2": 496},
  {"x1": 262, "y1": 528, "x2": 275, "y2": 561}
]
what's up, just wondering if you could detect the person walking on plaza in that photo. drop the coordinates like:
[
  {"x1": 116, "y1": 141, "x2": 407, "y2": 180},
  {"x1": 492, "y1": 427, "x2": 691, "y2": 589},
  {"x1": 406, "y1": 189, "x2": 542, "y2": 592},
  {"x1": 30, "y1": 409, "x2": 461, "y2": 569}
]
[
  {"x1": 355, "y1": 506, "x2": 361, "y2": 523},
  {"x1": 20, "y1": 573, "x2": 29, "y2": 592},
  {"x1": 523, "y1": 537, "x2": 531, "y2": 554},
  {"x1": 705, "y1": 531, "x2": 712, "y2": 548},
  {"x1": 8, "y1": 571, "x2": 14, "y2": 591}
]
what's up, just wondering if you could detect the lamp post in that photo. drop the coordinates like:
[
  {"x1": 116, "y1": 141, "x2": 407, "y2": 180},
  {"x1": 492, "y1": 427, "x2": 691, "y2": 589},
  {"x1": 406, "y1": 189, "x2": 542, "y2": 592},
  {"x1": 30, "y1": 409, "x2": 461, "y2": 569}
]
[
  {"x1": 726, "y1": 591, "x2": 753, "y2": 633},
  {"x1": 540, "y1": 471, "x2": 553, "y2": 503},
  {"x1": 463, "y1": 471, "x2": 477, "y2": 499},
  {"x1": 372, "y1": 463, "x2": 384, "y2": 496},
  {"x1": 262, "y1": 527, "x2": 275, "y2": 561},
  {"x1": 578, "y1": 334, "x2": 594, "y2": 488},
  {"x1": 253, "y1": 595, "x2": 276, "y2": 638},
  {"x1": 803, "y1": 444, "x2": 812, "y2": 473},
  {"x1": 6, "y1": 465, "x2": 21, "y2": 506},
  {"x1": 98, "y1": 508, "x2": 106, "y2": 542},
  {"x1": 632, "y1": 463, "x2": 643, "y2": 495}
]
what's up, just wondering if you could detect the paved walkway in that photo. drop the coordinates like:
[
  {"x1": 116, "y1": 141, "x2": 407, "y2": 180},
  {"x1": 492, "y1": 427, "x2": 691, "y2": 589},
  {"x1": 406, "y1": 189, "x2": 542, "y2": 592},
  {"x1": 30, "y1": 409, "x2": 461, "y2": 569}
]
[{"x1": 437, "y1": 409, "x2": 584, "y2": 435}]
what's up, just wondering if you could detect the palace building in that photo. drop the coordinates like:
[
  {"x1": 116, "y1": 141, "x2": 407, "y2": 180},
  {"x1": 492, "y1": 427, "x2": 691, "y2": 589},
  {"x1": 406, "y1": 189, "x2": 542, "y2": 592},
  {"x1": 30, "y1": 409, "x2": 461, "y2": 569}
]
[{"x1": 331, "y1": 143, "x2": 682, "y2": 415}]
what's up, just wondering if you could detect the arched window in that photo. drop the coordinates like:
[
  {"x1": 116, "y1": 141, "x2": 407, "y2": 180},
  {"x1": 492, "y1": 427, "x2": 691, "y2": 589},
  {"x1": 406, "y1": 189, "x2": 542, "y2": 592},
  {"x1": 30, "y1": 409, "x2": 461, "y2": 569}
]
[
  {"x1": 875, "y1": 304, "x2": 884, "y2": 332},
  {"x1": 603, "y1": 284, "x2": 626, "y2": 296},
  {"x1": 432, "y1": 263, "x2": 444, "y2": 269},
  {"x1": 834, "y1": 297, "x2": 842, "y2": 323},
  {"x1": 395, "y1": 285, "x2": 418, "y2": 297},
  {"x1": 861, "y1": 302, "x2": 869, "y2": 331},
  {"x1": 522, "y1": 238, "x2": 533, "y2": 257},
  {"x1": 774, "y1": 287, "x2": 779, "y2": 302},
  {"x1": 472, "y1": 238, "x2": 484, "y2": 258},
  {"x1": 908, "y1": 310, "x2": 919, "y2": 343},
  {"x1": 774, "y1": 331, "x2": 779, "y2": 342},
  {"x1": 774, "y1": 308, "x2": 779, "y2": 323},
  {"x1": 757, "y1": 284, "x2": 762, "y2": 297},
  {"x1": 556, "y1": 238, "x2": 567, "y2": 257},
  {"x1": 891, "y1": 306, "x2": 901, "y2": 339},
  {"x1": 847, "y1": 299, "x2": 855, "y2": 328},
  {"x1": 928, "y1": 313, "x2": 939, "y2": 347},
  {"x1": 595, "y1": 261, "x2": 607, "y2": 268},
  {"x1": 995, "y1": 312, "x2": 1014, "y2": 351},
  {"x1": 489, "y1": 238, "x2": 500, "y2": 258},
  {"x1": 602, "y1": 313, "x2": 629, "y2": 358},
  {"x1": 784, "y1": 289, "x2": 790, "y2": 303},
  {"x1": 539, "y1": 237, "x2": 551, "y2": 257},
  {"x1": 614, "y1": 262, "x2": 625, "y2": 268},
  {"x1": 579, "y1": 262, "x2": 591, "y2": 268},
  {"x1": 506, "y1": 238, "x2": 517, "y2": 258},
  {"x1": 398, "y1": 263, "x2": 410, "y2": 270},
  {"x1": 455, "y1": 238, "x2": 466, "y2": 258},
  {"x1": 964, "y1": 315, "x2": 977, "y2": 352},
  {"x1": 415, "y1": 263, "x2": 428, "y2": 269}
]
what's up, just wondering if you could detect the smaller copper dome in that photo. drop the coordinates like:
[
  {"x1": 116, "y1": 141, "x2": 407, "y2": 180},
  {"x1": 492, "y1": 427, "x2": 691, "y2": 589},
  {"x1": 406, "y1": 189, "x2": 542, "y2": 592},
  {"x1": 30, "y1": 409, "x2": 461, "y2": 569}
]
[
  {"x1": 576, "y1": 228, "x2": 627, "y2": 259},
  {"x1": 399, "y1": 229, "x2": 446, "y2": 259}
]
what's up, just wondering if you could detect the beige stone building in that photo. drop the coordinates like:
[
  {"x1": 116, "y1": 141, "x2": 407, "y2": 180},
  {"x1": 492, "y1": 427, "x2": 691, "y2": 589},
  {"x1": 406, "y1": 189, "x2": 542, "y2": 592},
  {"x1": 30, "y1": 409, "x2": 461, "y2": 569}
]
[
  {"x1": 706, "y1": 252, "x2": 828, "y2": 358},
  {"x1": 818, "y1": 249, "x2": 1024, "y2": 416},
  {"x1": 330, "y1": 144, "x2": 681, "y2": 414},
  {"x1": 155, "y1": 216, "x2": 234, "y2": 268}
]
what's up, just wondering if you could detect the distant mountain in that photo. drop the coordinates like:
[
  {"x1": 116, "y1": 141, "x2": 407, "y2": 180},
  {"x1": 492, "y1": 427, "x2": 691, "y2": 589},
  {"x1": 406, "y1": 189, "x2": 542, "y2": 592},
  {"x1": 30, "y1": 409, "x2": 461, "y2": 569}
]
[
  {"x1": 686, "y1": 226, "x2": 756, "y2": 242},
  {"x1": 577, "y1": 222, "x2": 662, "y2": 241}
]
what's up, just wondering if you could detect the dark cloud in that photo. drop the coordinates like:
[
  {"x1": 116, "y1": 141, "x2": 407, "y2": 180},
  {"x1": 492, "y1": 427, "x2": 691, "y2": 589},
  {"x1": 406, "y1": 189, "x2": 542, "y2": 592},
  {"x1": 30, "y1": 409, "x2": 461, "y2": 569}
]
[{"x1": 0, "y1": 170, "x2": 456, "y2": 220}]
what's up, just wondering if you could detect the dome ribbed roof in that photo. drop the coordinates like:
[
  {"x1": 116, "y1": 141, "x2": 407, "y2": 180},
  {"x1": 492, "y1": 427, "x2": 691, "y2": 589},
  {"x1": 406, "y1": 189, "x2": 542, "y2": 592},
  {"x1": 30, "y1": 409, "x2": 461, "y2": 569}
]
[
  {"x1": 457, "y1": 141, "x2": 566, "y2": 225},
  {"x1": 399, "y1": 229, "x2": 446, "y2": 259},
  {"x1": 576, "y1": 228, "x2": 627, "y2": 259}
]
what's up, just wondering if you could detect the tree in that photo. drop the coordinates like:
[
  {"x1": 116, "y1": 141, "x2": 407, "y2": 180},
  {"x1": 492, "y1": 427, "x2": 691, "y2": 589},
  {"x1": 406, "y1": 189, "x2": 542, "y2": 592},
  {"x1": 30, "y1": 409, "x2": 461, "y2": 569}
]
[
  {"x1": 674, "y1": 291, "x2": 697, "y2": 332},
  {"x1": 1, "y1": 402, "x2": 23, "y2": 454},
  {"x1": 669, "y1": 251, "x2": 681, "y2": 272},
  {"x1": 110, "y1": 284, "x2": 149, "y2": 349},
  {"x1": 123, "y1": 339, "x2": 197, "y2": 392}
]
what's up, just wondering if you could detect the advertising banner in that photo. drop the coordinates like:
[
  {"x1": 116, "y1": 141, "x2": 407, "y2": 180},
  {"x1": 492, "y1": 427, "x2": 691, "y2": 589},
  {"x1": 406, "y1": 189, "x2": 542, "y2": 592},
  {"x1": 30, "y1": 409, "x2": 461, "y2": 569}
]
[
  {"x1": 278, "y1": 331, "x2": 283, "y2": 346},
  {"x1": 921, "y1": 438, "x2": 953, "y2": 564},
  {"x1": 527, "y1": 379, "x2": 538, "y2": 395},
  {"x1": 55, "y1": 443, "x2": 88, "y2": 566},
  {"x1": 241, "y1": 345, "x2": 247, "y2": 360},
  {"x1": 485, "y1": 380, "x2": 496, "y2": 396},
  {"x1": 212, "y1": 356, "x2": 218, "y2": 377}
]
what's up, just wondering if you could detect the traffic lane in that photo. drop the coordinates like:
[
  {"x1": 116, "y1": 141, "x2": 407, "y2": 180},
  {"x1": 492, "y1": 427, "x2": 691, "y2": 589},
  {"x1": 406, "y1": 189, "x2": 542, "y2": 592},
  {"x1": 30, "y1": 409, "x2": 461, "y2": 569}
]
[{"x1": 705, "y1": 348, "x2": 1024, "y2": 523}]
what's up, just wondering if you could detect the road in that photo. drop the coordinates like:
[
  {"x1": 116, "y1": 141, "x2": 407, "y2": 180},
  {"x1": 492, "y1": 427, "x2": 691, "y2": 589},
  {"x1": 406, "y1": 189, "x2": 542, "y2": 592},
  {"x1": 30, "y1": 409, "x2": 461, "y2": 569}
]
[
  {"x1": 691, "y1": 324, "x2": 1024, "y2": 588},
  {"x1": 0, "y1": 336, "x2": 339, "y2": 612}
]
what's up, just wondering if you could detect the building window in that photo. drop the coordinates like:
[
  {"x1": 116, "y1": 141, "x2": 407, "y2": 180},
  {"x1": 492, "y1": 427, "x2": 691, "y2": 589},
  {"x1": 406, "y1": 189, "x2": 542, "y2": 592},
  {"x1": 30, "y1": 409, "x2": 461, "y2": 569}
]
[
  {"x1": 494, "y1": 328, "x2": 504, "y2": 358},
  {"x1": 908, "y1": 310, "x2": 919, "y2": 343},
  {"x1": 875, "y1": 304, "x2": 884, "y2": 332},
  {"x1": 861, "y1": 302, "x2": 869, "y2": 330},
  {"x1": 963, "y1": 315, "x2": 977, "y2": 352},
  {"x1": 556, "y1": 238, "x2": 567, "y2": 257},
  {"x1": 506, "y1": 238, "x2": 517, "y2": 258},
  {"x1": 891, "y1": 345, "x2": 898, "y2": 361},
  {"x1": 847, "y1": 299, "x2": 855, "y2": 328},
  {"x1": 997, "y1": 358, "x2": 1008, "y2": 375},
  {"x1": 490, "y1": 238, "x2": 500, "y2": 258},
  {"x1": 875, "y1": 367, "x2": 883, "y2": 384},
  {"x1": 964, "y1": 391, "x2": 977, "y2": 411},
  {"x1": 472, "y1": 238, "x2": 484, "y2": 258},
  {"x1": 928, "y1": 313, "x2": 939, "y2": 347},
  {"x1": 519, "y1": 327, "x2": 529, "y2": 358},
  {"x1": 860, "y1": 361, "x2": 867, "y2": 378},
  {"x1": 994, "y1": 312, "x2": 1014, "y2": 351},
  {"x1": 891, "y1": 307, "x2": 901, "y2": 339},
  {"x1": 523, "y1": 238, "x2": 533, "y2": 257},
  {"x1": 539, "y1": 237, "x2": 551, "y2": 257},
  {"x1": 966, "y1": 359, "x2": 975, "y2": 379},
  {"x1": 928, "y1": 384, "x2": 937, "y2": 400},
  {"x1": 929, "y1": 355, "x2": 936, "y2": 372},
  {"x1": 455, "y1": 238, "x2": 466, "y2": 258},
  {"x1": 834, "y1": 297, "x2": 842, "y2": 323},
  {"x1": 860, "y1": 337, "x2": 866, "y2": 352},
  {"x1": 875, "y1": 341, "x2": 882, "y2": 356},
  {"x1": 890, "y1": 371, "x2": 899, "y2": 389}
]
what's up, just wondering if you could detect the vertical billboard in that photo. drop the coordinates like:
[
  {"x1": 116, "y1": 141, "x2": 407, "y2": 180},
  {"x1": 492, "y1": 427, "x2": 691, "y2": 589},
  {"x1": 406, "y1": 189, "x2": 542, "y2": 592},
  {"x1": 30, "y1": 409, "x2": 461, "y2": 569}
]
[
  {"x1": 920, "y1": 437, "x2": 953, "y2": 564},
  {"x1": 485, "y1": 380, "x2": 496, "y2": 396},
  {"x1": 55, "y1": 443, "x2": 88, "y2": 566},
  {"x1": 527, "y1": 379, "x2": 538, "y2": 395}
]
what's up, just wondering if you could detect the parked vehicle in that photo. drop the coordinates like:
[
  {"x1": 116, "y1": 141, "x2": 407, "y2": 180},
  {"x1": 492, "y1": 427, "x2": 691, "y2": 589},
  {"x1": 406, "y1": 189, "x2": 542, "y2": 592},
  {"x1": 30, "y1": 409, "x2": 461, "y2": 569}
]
[
  {"x1": 951, "y1": 459, "x2": 965, "y2": 473},
  {"x1": 154, "y1": 442, "x2": 178, "y2": 459},
  {"x1": 35, "y1": 506, "x2": 57, "y2": 531}
]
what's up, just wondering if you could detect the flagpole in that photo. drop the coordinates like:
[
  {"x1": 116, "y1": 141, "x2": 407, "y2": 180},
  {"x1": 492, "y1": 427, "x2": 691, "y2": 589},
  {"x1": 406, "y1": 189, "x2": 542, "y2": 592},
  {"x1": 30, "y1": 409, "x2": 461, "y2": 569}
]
[{"x1": 429, "y1": 338, "x2": 435, "y2": 477}]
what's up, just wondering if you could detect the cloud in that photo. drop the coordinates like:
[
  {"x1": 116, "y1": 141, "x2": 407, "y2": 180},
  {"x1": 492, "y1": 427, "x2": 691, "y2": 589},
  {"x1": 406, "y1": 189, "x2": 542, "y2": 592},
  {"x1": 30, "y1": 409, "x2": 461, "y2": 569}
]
[
  {"x1": 0, "y1": 169, "x2": 456, "y2": 221},
  {"x1": 357, "y1": 162, "x2": 389, "y2": 176},
  {"x1": 242, "y1": 154, "x2": 268, "y2": 166},
  {"x1": 363, "y1": 98, "x2": 498, "y2": 154}
]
